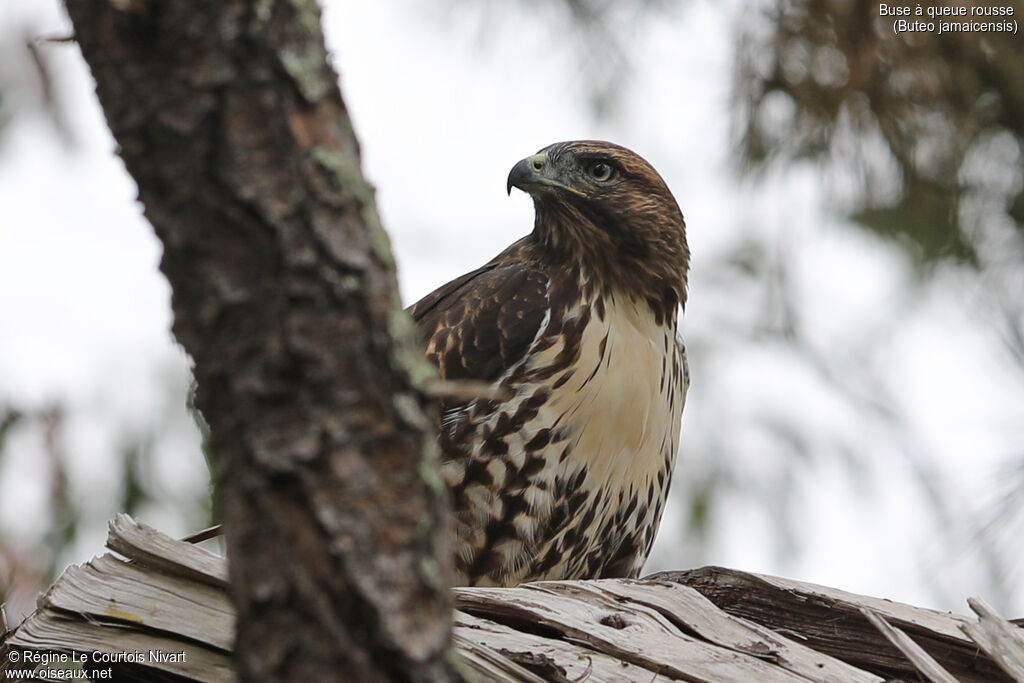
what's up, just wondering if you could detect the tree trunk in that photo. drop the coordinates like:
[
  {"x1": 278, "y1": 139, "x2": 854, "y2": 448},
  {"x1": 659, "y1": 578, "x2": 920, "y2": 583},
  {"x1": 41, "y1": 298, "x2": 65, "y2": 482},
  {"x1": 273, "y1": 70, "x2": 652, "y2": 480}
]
[{"x1": 63, "y1": 1, "x2": 456, "y2": 681}]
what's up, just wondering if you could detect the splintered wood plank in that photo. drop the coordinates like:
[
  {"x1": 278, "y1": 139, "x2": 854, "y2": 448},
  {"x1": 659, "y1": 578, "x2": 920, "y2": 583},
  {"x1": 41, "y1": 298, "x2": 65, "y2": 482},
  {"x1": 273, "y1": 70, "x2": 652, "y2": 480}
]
[
  {"x1": 589, "y1": 579, "x2": 881, "y2": 683},
  {"x1": 455, "y1": 610, "x2": 679, "y2": 682},
  {"x1": 6, "y1": 517, "x2": 1021, "y2": 683},
  {"x1": 8, "y1": 613, "x2": 234, "y2": 683},
  {"x1": 455, "y1": 583, "x2": 815, "y2": 682},
  {"x1": 662, "y1": 567, "x2": 1013, "y2": 682},
  {"x1": 41, "y1": 553, "x2": 234, "y2": 651},
  {"x1": 107, "y1": 514, "x2": 229, "y2": 588},
  {"x1": 860, "y1": 608, "x2": 958, "y2": 683},
  {"x1": 963, "y1": 597, "x2": 1024, "y2": 682},
  {"x1": 451, "y1": 632, "x2": 554, "y2": 683}
]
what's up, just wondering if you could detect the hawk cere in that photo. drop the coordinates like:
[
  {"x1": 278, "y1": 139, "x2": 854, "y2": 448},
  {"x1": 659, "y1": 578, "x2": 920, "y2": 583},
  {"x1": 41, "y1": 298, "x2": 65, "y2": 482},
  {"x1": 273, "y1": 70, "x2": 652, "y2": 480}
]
[{"x1": 410, "y1": 141, "x2": 690, "y2": 587}]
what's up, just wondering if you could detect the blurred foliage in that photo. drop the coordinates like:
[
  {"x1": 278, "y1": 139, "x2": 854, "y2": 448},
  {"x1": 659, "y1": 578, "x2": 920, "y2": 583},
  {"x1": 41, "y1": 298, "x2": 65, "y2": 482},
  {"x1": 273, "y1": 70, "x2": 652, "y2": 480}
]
[
  {"x1": 0, "y1": 408, "x2": 21, "y2": 446},
  {"x1": 0, "y1": 406, "x2": 68, "y2": 623},
  {"x1": 727, "y1": 0, "x2": 1024, "y2": 608},
  {"x1": 38, "y1": 407, "x2": 77, "y2": 581},
  {"x1": 975, "y1": 457, "x2": 1024, "y2": 605},
  {"x1": 0, "y1": 390, "x2": 210, "y2": 625},
  {"x1": 733, "y1": 0, "x2": 1024, "y2": 268},
  {"x1": 0, "y1": 18, "x2": 77, "y2": 149},
  {"x1": 443, "y1": 0, "x2": 675, "y2": 117}
]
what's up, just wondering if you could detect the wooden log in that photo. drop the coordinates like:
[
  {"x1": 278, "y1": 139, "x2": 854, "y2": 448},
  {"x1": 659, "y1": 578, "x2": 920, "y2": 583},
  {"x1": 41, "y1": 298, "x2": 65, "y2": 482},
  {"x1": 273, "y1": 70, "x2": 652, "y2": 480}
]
[
  {"x1": 4, "y1": 517, "x2": 1023, "y2": 683},
  {"x1": 860, "y1": 607, "x2": 958, "y2": 683},
  {"x1": 660, "y1": 567, "x2": 1015, "y2": 682},
  {"x1": 963, "y1": 597, "x2": 1024, "y2": 682}
]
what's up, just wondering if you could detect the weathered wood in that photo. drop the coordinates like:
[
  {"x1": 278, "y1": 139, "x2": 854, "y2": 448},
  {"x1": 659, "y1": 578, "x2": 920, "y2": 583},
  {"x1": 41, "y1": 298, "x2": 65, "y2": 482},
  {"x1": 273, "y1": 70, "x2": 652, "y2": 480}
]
[
  {"x1": 661, "y1": 567, "x2": 1014, "y2": 682},
  {"x1": 455, "y1": 611, "x2": 678, "y2": 683},
  {"x1": 4, "y1": 517, "x2": 1023, "y2": 683},
  {"x1": 107, "y1": 513, "x2": 229, "y2": 588},
  {"x1": 11, "y1": 613, "x2": 233, "y2": 683},
  {"x1": 963, "y1": 597, "x2": 1024, "y2": 682},
  {"x1": 597, "y1": 579, "x2": 880, "y2": 682},
  {"x1": 449, "y1": 634, "x2": 550, "y2": 683},
  {"x1": 860, "y1": 608, "x2": 958, "y2": 683},
  {"x1": 457, "y1": 582, "x2": 840, "y2": 682},
  {"x1": 43, "y1": 554, "x2": 233, "y2": 652},
  {"x1": 4, "y1": 519, "x2": 235, "y2": 681}
]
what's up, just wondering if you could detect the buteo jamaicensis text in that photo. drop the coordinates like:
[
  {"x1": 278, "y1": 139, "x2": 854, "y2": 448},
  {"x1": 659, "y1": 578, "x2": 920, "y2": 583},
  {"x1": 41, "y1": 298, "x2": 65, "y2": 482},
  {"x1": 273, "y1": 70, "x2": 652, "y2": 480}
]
[{"x1": 410, "y1": 140, "x2": 689, "y2": 587}]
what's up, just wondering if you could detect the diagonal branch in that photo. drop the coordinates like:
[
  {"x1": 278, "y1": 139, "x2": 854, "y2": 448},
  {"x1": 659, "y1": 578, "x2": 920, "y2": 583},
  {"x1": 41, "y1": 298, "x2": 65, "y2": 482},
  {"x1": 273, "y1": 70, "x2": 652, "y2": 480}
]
[{"x1": 62, "y1": 1, "x2": 456, "y2": 680}]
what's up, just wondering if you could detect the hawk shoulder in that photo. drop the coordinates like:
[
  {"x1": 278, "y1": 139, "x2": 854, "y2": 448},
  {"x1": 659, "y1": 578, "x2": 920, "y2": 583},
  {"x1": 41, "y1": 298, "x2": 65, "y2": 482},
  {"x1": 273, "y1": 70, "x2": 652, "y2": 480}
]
[{"x1": 408, "y1": 241, "x2": 550, "y2": 386}]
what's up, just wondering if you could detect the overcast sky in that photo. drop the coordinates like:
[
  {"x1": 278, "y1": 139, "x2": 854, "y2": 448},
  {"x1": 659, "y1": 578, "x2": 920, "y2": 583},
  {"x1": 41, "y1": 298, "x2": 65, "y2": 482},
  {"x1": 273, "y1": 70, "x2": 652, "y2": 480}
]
[{"x1": 1, "y1": 0, "x2": 1020, "y2": 616}]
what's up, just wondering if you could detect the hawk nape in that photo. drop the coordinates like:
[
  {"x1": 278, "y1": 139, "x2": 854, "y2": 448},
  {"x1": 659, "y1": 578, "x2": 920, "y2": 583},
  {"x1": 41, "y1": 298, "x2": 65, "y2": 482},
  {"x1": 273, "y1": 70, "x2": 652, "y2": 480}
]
[{"x1": 410, "y1": 140, "x2": 689, "y2": 587}]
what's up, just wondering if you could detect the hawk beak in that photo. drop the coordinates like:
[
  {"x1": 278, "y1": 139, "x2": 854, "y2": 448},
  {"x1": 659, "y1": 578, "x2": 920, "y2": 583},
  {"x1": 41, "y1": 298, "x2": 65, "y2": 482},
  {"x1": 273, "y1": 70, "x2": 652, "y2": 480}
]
[
  {"x1": 507, "y1": 155, "x2": 542, "y2": 196},
  {"x1": 507, "y1": 152, "x2": 587, "y2": 198}
]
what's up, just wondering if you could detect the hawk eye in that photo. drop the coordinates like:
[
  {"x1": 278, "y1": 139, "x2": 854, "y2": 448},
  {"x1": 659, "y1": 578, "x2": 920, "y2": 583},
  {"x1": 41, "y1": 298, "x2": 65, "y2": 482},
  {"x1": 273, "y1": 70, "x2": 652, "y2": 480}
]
[{"x1": 587, "y1": 161, "x2": 615, "y2": 182}]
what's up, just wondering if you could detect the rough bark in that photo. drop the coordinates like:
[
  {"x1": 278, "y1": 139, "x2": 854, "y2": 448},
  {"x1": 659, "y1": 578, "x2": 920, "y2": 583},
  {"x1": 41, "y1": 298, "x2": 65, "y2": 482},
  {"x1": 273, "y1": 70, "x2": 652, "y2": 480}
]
[{"x1": 62, "y1": 1, "x2": 456, "y2": 681}]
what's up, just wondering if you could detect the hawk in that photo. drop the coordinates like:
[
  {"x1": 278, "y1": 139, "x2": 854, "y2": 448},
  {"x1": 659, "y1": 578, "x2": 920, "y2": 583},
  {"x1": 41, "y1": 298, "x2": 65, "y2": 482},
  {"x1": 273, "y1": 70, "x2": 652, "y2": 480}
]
[{"x1": 410, "y1": 140, "x2": 689, "y2": 587}]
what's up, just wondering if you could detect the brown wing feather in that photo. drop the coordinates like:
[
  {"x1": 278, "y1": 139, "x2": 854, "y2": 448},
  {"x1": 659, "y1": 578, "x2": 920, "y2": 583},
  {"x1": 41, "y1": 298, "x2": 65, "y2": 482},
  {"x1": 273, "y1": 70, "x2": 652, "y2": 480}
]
[{"x1": 407, "y1": 248, "x2": 550, "y2": 385}]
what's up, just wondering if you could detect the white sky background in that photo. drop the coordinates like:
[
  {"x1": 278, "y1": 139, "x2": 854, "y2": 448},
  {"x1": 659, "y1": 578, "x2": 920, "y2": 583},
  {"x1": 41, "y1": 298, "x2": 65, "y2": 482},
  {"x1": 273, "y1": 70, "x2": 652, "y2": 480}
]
[{"x1": 0, "y1": 0, "x2": 1021, "y2": 617}]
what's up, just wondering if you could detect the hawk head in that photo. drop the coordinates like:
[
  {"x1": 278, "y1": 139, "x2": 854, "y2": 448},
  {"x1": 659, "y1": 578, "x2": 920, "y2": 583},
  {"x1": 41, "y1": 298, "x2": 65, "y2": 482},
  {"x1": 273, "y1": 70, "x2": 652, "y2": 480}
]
[{"x1": 507, "y1": 140, "x2": 689, "y2": 323}]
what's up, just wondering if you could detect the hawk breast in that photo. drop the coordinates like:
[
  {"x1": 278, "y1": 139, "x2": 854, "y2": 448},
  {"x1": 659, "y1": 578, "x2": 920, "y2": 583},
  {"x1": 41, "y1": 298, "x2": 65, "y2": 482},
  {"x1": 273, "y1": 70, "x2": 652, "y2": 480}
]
[{"x1": 436, "y1": 283, "x2": 687, "y2": 585}]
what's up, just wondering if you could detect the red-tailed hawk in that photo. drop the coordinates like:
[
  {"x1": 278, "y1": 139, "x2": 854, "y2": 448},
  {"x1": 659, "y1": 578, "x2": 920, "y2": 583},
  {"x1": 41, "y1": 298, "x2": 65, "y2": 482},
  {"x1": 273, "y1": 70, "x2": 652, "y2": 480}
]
[{"x1": 410, "y1": 140, "x2": 689, "y2": 587}]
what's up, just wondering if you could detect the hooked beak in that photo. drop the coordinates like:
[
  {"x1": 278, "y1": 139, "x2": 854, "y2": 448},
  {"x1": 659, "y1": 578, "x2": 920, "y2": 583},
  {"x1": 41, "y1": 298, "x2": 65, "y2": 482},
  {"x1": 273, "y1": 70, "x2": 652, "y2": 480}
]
[{"x1": 507, "y1": 152, "x2": 587, "y2": 198}]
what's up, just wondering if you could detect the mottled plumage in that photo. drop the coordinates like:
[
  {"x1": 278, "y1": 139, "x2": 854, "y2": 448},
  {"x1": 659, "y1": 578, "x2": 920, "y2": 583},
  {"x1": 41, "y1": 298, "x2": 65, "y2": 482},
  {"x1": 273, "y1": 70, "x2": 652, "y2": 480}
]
[{"x1": 409, "y1": 141, "x2": 689, "y2": 586}]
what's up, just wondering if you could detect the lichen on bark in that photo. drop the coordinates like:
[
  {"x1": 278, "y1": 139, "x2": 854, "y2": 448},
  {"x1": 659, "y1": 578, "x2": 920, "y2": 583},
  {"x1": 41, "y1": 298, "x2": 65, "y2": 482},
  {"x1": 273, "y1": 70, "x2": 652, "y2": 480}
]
[{"x1": 63, "y1": 0, "x2": 459, "y2": 681}]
